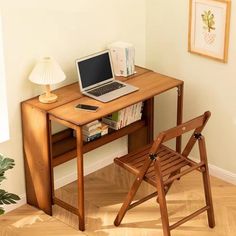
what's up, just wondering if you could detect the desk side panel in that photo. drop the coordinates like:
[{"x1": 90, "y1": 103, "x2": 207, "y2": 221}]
[{"x1": 21, "y1": 102, "x2": 52, "y2": 215}]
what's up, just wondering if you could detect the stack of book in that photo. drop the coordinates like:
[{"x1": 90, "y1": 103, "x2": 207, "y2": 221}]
[
  {"x1": 82, "y1": 120, "x2": 108, "y2": 142},
  {"x1": 102, "y1": 102, "x2": 143, "y2": 130}
]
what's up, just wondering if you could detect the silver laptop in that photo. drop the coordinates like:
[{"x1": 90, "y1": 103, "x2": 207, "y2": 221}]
[{"x1": 75, "y1": 50, "x2": 139, "y2": 103}]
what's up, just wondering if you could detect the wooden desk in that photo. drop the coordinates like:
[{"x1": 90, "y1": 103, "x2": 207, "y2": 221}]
[{"x1": 21, "y1": 67, "x2": 183, "y2": 231}]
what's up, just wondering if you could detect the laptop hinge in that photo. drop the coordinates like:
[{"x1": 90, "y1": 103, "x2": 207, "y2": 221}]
[{"x1": 86, "y1": 80, "x2": 116, "y2": 92}]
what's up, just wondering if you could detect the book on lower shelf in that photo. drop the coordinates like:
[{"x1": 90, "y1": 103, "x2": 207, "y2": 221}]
[
  {"x1": 73, "y1": 120, "x2": 109, "y2": 142},
  {"x1": 83, "y1": 132, "x2": 101, "y2": 142},
  {"x1": 72, "y1": 102, "x2": 142, "y2": 142},
  {"x1": 82, "y1": 120, "x2": 102, "y2": 132},
  {"x1": 102, "y1": 102, "x2": 143, "y2": 130}
]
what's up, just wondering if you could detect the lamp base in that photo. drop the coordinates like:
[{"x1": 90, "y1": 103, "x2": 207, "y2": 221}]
[{"x1": 39, "y1": 93, "x2": 58, "y2": 104}]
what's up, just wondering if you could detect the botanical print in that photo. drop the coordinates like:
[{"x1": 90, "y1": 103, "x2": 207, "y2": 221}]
[
  {"x1": 189, "y1": 0, "x2": 230, "y2": 62},
  {"x1": 201, "y1": 10, "x2": 216, "y2": 44}
]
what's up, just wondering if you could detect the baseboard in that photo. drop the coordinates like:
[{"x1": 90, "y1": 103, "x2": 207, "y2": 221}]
[
  {"x1": 4, "y1": 149, "x2": 127, "y2": 214},
  {"x1": 5, "y1": 153, "x2": 235, "y2": 214},
  {"x1": 208, "y1": 163, "x2": 236, "y2": 185},
  {"x1": 3, "y1": 193, "x2": 26, "y2": 214},
  {"x1": 53, "y1": 154, "x2": 235, "y2": 189},
  {"x1": 192, "y1": 157, "x2": 236, "y2": 185},
  {"x1": 54, "y1": 149, "x2": 127, "y2": 189}
]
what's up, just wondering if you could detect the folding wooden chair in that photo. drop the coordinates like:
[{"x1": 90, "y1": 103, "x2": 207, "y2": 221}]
[{"x1": 114, "y1": 111, "x2": 215, "y2": 236}]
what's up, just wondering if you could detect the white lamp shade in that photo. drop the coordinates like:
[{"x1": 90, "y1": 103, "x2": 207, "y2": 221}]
[{"x1": 29, "y1": 57, "x2": 66, "y2": 85}]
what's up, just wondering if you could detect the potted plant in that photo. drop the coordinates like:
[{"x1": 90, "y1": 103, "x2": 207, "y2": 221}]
[{"x1": 0, "y1": 153, "x2": 20, "y2": 214}]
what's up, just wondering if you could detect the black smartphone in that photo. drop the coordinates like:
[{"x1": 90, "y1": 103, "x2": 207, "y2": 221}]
[{"x1": 75, "y1": 104, "x2": 99, "y2": 112}]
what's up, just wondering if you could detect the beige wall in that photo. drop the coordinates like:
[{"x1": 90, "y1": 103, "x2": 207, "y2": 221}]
[
  {"x1": 146, "y1": 0, "x2": 236, "y2": 173},
  {"x1": 0, "y1": 0, "x2": 146, "y2": 197},
  {"x1": 1, "y1": 0, "x2": 235, "y2": 208}
]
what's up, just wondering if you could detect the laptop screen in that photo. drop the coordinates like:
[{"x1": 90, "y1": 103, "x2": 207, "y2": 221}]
[{"x1": 76, "y1": 51, "x2": 114, "y2": 90}]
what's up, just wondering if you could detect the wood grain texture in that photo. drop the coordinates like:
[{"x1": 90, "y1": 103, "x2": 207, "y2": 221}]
[
  {"x1": 21, "y1": 102, "x2": 52, "y2": 215},
  {"x1": 0, "y1": 205, "x2": 83, "y2": 236},
  {"x1": 54, "y1": 164, "x2": 236, "y2": 236},
  {"x1": 48, "y1": 72, "x2": 183, "y2": 126},
  {"x1": 21, "y1": 66, "x2": 183, "y2": 232},
  {"x1": 1, "y1": 165, "x2": 236, "y2": 235},
  {"x1": 113, "y1": 112, "x2": 214, "y2": 236},
  {"x1": 23, "y1": 66, "x2": 151, "y2": 112},
  {"x1": 51, "y1": 120, "x2": 146, "y2": 167}
]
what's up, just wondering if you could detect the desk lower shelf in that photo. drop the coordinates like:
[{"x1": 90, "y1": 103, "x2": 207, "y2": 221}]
[{"x1": 52, "y1": 119, "x2": 146, "y2": 167}]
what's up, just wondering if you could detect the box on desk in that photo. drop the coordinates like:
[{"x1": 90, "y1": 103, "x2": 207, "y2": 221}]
[{"x1": 108, "y1": 41, "x2": 135, "y2": 77}]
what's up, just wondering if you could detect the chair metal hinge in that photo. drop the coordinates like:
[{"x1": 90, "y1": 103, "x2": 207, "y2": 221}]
[
  {"x1": 149, "y1": 153, "x2": 157, "y2": 160},
  {"x1": 194, "y1": 132, "x2": 202, "y2": 140}
]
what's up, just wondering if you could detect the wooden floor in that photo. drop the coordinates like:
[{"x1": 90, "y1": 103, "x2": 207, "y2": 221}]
[{"x1": 1, "y1": 163, "x2": 236, "y2": 236}]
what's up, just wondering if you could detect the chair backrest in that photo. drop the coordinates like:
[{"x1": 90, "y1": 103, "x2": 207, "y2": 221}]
[{"x1": 150, "y1": 111, "x2": 211, "y2": 156}]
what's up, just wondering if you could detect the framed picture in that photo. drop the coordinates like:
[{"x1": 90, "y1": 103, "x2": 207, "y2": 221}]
[{"x1": 188, "y1": 0, "x2": 231, "y2": 63}]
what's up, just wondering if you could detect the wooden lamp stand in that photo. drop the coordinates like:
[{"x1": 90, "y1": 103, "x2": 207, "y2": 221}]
[{"x1": 39, "y1": 85, "x2": 58, "y2": 104}]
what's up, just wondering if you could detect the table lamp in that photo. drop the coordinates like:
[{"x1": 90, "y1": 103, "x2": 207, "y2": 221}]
[{"x1": 29, "y1": 57, "x2": 66, "y2": 103}]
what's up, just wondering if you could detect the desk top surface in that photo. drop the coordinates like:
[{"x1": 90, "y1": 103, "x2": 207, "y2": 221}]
[
  {"x1": 23, "y1": 67, "x2": 183, "y2": 126},
  {"x1": 49, "y1": 68, "x2": 183, "y2": 126}
]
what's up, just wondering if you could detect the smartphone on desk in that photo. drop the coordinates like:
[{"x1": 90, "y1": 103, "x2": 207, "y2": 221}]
[{"x1": 75, "y1": 104, "x2": 99, "y2": 112}]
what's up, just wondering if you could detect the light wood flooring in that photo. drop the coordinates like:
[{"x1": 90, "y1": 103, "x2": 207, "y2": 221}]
[{"x1": 1, "y1": 163, "x2": 236, "y2": 236}]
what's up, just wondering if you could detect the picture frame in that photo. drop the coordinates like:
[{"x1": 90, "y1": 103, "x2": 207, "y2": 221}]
[{"x1": 188, "y1": 0, "x2": 231, "y2": 63}]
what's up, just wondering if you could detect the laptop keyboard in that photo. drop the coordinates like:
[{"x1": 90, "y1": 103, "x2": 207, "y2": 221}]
[{"x1": 87, "y1": 82, "x2": 125, "y2": 97}]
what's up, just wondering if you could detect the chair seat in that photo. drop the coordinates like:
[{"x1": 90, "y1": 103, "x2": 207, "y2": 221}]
[{"x1": 114, "y1": 144, "x2": 197, "y2": 187}]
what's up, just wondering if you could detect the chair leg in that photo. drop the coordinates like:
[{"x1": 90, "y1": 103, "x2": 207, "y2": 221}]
[
  {"x1": 198, "y1": 137, "x2": 215, "y2": 228},
  {"x1": 157, "y1": 187, "x2": 171, "y2": 236},
  {"x1": 155, "y1": 163, "x2": 171, "y2": 236},
  {"x1": 114, "y1": 175, "x2": 144, "y2": 226},
  {"x1": 202, "y1": 166, "x2": 215, "y2": 228}
]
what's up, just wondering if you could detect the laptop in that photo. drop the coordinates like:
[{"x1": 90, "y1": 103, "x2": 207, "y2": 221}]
[{"x1": 75, "y1": 50, "x2": 139, "y2": 103}]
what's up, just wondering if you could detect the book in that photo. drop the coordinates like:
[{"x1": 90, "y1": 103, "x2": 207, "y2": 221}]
[
  {"x1": 82, "y1": 122, "x2": 108, "y2": 141},
  {"x1": 100, "y1": 123, "x2": 108, "y2": 136},
  {"x1": 83, "y1": 120, "x2": 99, "y2": 129},
  {"x1": 102, "y1": 117, "x2": 120, "y2": 130},
  {"x1": 102, "y1": 102, "x2": 143, "y2": 130},
  {"x1": 83, "y1": 132, "x2": 101, "y2": 142},
  {"x1": 82, "y1": 120, "x2": 102, "y2": 132},
  {"x1": 82, "y1": 127, "x2": 101, "y2": 136}
]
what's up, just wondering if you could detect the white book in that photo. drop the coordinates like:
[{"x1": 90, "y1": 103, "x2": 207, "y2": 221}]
[
  {"x1": 83, "y1": 121, "x2": 101, "y2": 131},
  {"x1": 82, "y1": 127, "x2": 101, "y2": 136}
]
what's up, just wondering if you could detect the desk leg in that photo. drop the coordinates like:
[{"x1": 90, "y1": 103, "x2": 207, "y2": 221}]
[
  {"x1": 145, "y1": 97, "x2": 154, "y2": 144},
  {"x1": 176, "y1": 84, "x2": 184, "y2": 153},
  {"x1": 128, "y1": 98, "x2": 154, "y2": 152},
  {"x1": 76, "y1": 127, "x2": 85, "y2": 231},
  {"x1": 48, "y1": 118, "x2": 55, "y2": 205}
]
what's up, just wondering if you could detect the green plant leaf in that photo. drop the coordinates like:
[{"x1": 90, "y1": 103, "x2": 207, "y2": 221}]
[
  {"x1": 209, "y1": 14, "x2": 214, "y2": 20},
  {"x1": 201, "y1": 9, "x2": 216, "y2": 32},
  {"x1": 0, "y1": 189, "x2": 20, "y2": 205},
  {"x1": 0, "y1": 155, "x2": 15, "y2": 171},
  {"x1": 0, "y1": 154, "x2": 15, "y2": 183},
  {"x1": 0, "y1": 207, "x2": 4, "y2": 215},
  {"x1": 0, "y1": 176, "x2": 6, "y2": 183}
]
